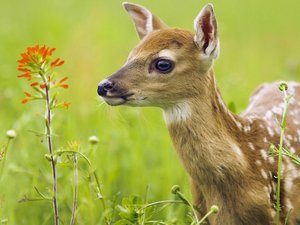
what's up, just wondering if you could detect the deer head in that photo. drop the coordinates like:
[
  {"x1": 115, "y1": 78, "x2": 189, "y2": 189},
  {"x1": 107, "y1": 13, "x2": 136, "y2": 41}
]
[{"x1": 97, "y1": 2, "x2": 220, "y2": 108}]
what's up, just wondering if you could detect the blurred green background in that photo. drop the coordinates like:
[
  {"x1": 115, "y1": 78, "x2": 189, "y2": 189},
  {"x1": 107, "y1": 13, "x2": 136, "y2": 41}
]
[{"x1": 0, "y1": 0, "x2": 300, "y2": 224}]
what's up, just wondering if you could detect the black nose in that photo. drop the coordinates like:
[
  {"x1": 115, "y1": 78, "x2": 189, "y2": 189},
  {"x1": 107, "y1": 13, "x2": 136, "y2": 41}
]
[{"x1": 97, "y1": 80, "x2": 115, "y2": 96}]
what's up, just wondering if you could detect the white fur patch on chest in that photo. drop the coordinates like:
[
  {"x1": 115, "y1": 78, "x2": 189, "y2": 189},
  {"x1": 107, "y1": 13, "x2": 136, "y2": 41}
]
[{"x1": 163, "y1": 102, "x2": 192, "y2": 125}]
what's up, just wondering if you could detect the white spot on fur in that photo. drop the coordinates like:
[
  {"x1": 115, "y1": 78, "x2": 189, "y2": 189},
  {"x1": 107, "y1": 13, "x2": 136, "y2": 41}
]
[
  {"x1": 284, "y1": 137, "x2": 291, "y2": 146},
  {"x1": 244, "y1": 125, "x2": 251, "y2": 133},
  {"x1": 235, "y1": 121, "x2": 243, "y2": 130},
  {"x1": 287, "y1": 134, "x2": 293, "y2": 141},
  {"x1": 287, "y1": 162, "x2": 298, "y2": 178},
  {"x1": 255, "y1": 160, "x2": 262, "y2": 166},
  {"x1": 268, "y1": 184, "x2": 272, "y2": 193},
  {"x1": 285, "y1": 175, "x2": 293, "y2": 193},
  {"x1": 286, "y1": 199, "x2": 293, "y2": 210},
  {"x1": 293, "y1": 136, "x2": 298, "y2": 142},
  {"x1": 268, "y1": 157, "x2": 275, "y2": 164},
  {"x1": 231, "y1": 143, "x2": 244, "y2": 158},
  {"x1": 290, "y1": 147, "x2": 296, "y2": 153},
  {"x1": 267, "y1": 127, "x2": 275, "y2": 137},
  {"x1": 260, "y1": 149, "x2": 268, "y2": 161},
  {"x1": 248, "y1": 142, "x2": 255, "y2": 150},
  {"x1": 263, "y1": 137, "x2": 268, "y2": 143},
  {"x1": 163, "y1": 102, "x2": 191, "y2": 125},
  {"x1": 265, "y1": 111, "x2": 273, "y2": 119},
  {"x1": 271, "y1": 106, "x2": 282, "y2": 114},
  {"x1": 271, "y1": 210, "x2": 276, "y2": 219},
  {"x1": 248, "y1": 115, "x2": 257, "y2": 122},
  {"x1": 261, "y1": 169, "x2": 268, "y2": 180},
  {"x1": 263, "y1": 186, "x2": 269, "y2": 198}
]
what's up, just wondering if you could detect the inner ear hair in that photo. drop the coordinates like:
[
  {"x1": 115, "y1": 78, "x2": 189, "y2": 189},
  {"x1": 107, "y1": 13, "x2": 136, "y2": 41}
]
[{"x1": 194, "y1": 3, "x2": 219, "y2": 58}]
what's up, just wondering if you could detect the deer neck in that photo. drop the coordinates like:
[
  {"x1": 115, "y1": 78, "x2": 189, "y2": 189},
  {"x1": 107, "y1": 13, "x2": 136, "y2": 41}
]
[{"x1": 163, "y1": 69, "x2": 248, "y2": 185}]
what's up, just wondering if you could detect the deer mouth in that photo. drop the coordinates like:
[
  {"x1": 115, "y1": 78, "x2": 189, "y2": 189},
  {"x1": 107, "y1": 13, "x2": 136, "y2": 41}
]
[{"x1": 101, "y1": 93, "x2": 134, "y2": 106}]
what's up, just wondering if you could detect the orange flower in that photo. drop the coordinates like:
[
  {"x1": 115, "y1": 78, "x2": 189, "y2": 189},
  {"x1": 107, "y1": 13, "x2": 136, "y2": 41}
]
[
  {"x1": 17, "y1": 73, "x2": 32, "y2": 80},
  {"x1": 58, "y1": 76, "x2": 69, "y2": 89},
  {"x1": 40, "y1": 83, "x2": 47, "y2": 89},
  {"x1": 17, "y1": 44, "x2": 64, "y2": 81},
  {"x1": 63, "y1": 102, "x2": 71, "y2": 109},
  {"x1": 59, "y1": 76, "x2": 68, "y2": 84},
  {"x1": 18, "y1": 45, "x2": 69, "y2": 108},
  {"x1": 21, "y1": 92, "x2": 32, "y2": 104},
  {"x1": 21, "y1": 98, "x2": 30, "y2": 104},
  {"x1": 18, "y1": 67, "x2": 31, "y2": 72},
  {"x1": 24, "y1": 92, "x2": 31, "y2": 97},
  {"x1": 51, "y1": 58, "x2": 65, "y2": 68},
  {"x1": 60, "y1": 84, "x2": 69, "y2": 89},
  {"x1": 30, "y1": 82, "x2": 39, "y2": 87},
  {"x1": 18, "y1": 45, "x2": 56, "y2": 68}
]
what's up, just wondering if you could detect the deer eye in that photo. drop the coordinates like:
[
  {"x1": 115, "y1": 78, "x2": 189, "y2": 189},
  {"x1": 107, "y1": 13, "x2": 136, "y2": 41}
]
[{"x1": 154, "y1": 59, "x2": 174, "y2": 74}]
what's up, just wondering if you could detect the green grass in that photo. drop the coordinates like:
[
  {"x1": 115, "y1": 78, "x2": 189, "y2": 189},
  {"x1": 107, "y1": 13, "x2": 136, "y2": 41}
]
[{"x1": 0, "y1": 0, "x2": 300, "y2": 224}]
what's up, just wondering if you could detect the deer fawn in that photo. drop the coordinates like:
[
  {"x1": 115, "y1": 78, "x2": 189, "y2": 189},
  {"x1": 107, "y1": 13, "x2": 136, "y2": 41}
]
[{"x1": 97, "y1": 2, "x2": 300, "y2": 225}]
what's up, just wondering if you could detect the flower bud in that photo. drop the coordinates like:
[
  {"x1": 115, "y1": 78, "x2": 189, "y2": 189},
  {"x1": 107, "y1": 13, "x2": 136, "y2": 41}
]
[
  {"x1": 171, "y1": 185, "x2": 181, "y2": 194},
  {"x1": 279, "y1": 82, "x2": 288, "y2": 91},
  {"x1": 88, "y1": 136, "x2": 99, "y2": 145},
  {"x1": 6, "y1": 130, "x2": 17, "y2": 139},
  {"x1": 210, "y1": 205, "x2": 219, "y2": 214},
  {"x1": 45, "y1": 154, "x2": 52, "y2": 162},
  {"x1": 268, "y1": 144, "x2": 276, "y2": 153}
]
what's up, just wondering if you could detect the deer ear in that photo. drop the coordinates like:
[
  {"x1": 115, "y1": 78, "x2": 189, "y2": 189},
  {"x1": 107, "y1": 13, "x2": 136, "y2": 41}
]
[
  {"x1": 123, "y1": 2, "x2": 167, "y2": 40},
  {"x1": 194, "y1": 4, "x2": 220, "y2": 59}
]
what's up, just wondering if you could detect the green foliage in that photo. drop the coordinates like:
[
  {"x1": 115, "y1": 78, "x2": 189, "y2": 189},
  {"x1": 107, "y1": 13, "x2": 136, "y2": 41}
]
[
  {"x1": 117, "y1": 195, "x2": 143, "y2": 223},
  {"x1": 105, "y1": 187, "x2": 215, "y2": 224}
]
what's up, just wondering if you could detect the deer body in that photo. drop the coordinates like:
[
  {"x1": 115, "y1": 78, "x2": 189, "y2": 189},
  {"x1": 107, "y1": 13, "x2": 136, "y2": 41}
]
[
  {"x1": 98, "y1": 3, "x2": 300, "y2": 224},
  {"x1": 165, "y1": 74, "x2": 300, "y2": 224}
]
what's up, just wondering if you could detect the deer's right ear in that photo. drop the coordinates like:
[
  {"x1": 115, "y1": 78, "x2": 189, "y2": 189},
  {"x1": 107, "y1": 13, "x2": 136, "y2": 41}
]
[
  {"x1": 194, "y1": 4, "x2": 220, "y2": 59},
  {"x1": 123, "y1": 2, "x2": 167, "y2": 40}
]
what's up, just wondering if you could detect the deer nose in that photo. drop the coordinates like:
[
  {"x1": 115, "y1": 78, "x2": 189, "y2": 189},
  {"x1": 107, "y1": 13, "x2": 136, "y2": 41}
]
[{"x1": 97, "y1": 79, "x2": 115, "y2": 96}]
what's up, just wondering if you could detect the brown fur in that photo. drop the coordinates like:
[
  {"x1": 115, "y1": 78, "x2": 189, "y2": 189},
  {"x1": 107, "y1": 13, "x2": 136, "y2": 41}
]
[{"x1": 98, "y1": 3, "x2": 300, "y2": 224}]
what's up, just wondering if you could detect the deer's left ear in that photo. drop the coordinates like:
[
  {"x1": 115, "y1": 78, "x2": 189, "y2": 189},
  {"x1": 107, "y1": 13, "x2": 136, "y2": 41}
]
[
  {"x1": 194, "y1": 4, "x2": 220, "y2": 59},
  {"x1": 123, "y1": 2, "x2": 167, "y2": 40}
]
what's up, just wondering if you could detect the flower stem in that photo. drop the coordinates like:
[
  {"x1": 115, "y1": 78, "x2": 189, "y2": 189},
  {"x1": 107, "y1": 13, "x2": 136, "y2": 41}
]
[
  {"x1": 174, "y1": 189, "x2": 199, "y2": 223},
  {"x1": 45, "y1": 84, "x2": 59, "y2": 225},
  {"x1": 197, "y1": 207, "x2": 215, "y2": 225},
  {"x1": 137, "y1": 200, "x2": 185, "y2": 213},
  {"x1": 0, "y1": 139, "x2": 11, "y2": 179},
  {"x1": 92, "y1": 171, "x2": 108, "y2": 217},
  {"x1": 70, "y1": 154, "x2": 78, "y2": 225},
  {"x1": 51, "y1": 149, "x2": 109, "y2": 224},
  {"x1": 276, "y1": 88, "x2": 291, "y2": 224}
]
